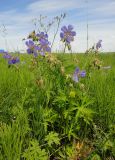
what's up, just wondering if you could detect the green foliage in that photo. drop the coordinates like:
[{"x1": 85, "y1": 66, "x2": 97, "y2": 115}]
[
  {"x1": 0, "y1": 53, "x2": 115, "y2": 159},
  {"x1": 45, "y1": 132, "x2": 60, "y2": 147},
  {"x1": 91, "y1": 154, "x2": 101, "y2": 160},
  {"x1": 0, "y1": 105, "x2": 29, "y2": 160},
  {"x1": 76, "y1": 107, "x2": 94, "y2": 124},
  {"x1": 22, "y1": 140, "x2": 48, "y2": 160}
]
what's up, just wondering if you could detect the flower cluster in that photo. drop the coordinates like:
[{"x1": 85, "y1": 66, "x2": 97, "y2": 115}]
[
  {"x1": 3, "y1": 53, "x2": 12, "y2": 59},
  {"x1": 3, "y1": 52, "x2": 20, "y2": 65},
  {"x1": 72, "y1": 67, "x2": 86, "y2": 83},
  {"x1": 60, "y1": 25, "x2": 76, "y2": 50},
  {"x1": 25, "y1": 40, "x2": 39, "y2": 57},
  {"x1": 36, "y1": 32, "x2": 48, "y2": 41},
  {"x1": 25, "y1": 31, "x2": 51, "y2": 57},
  {"x1": 39, "y1": 39, "x2": 51, "y2": 56}
]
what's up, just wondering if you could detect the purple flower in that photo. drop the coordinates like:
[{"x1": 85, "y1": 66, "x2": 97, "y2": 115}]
[
  {"x1": 39, "y1": 39, "x2": 51, "y2": 55},
  {"x1": 72, "y1": 67, "x2": 86, "y2": 83},
  {"x1": 96, "y1": 40, "x2": 102, "y2": 50},
  {"x1": 25, "y1": 40, "x2": 40, "y2": 57},
  {"x1": 26, "y1": 40, "x2": 34, "y2": 47},
  {"x1": 25, "y1": 32, "x2": 51, "y2": 56},
  {"x1": 3, "y1": 52, "x2": 20, "y2": 65},
  {"x1": 40, "y1": 51, "x2": 45, "y2": 56},
  {"x1": 73, "y1": 73, "x2": 79, "y2": 82},
  {"x1": 8, "y1": 57, "x2": 20, "y2": 65},
  {"x1": 80, "y1": 71, "x2": 86, "y2": 77},
  {"x1": 3, "y1": 53, "x2": 12, "y2": 59},
  {"x1": 60, "y1": 25, "x2": 76, "y2": 44},
  {"x1": 36, "y1": 32, "x2": 48, "y2": 40}
]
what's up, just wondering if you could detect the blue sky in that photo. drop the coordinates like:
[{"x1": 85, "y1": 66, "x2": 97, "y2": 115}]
[{"x1": 0, "y1": 0, "x2": 115, "y2": 52}]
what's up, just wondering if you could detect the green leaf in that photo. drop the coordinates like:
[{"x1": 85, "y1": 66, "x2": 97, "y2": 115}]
[
  {"x1": 75, "y1": 107, "x2": 94, "y2": 124},
  {"x1": 45, "y1": 132, "x2": 60, "y2": 147},
  {"x1": 22, "y1": 140, "x2": 48, "y2": 160},
  {"x1": 103, "y1": 140, "x2": 113, "y2": 151}
]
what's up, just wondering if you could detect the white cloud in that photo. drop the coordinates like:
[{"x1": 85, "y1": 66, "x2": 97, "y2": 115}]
[
  {"x1": 94, "y1": 1, "x2": 115, "y2": 16},
  {"x1": 27, "y1": 0, "x2": 85, "y2": 12}
]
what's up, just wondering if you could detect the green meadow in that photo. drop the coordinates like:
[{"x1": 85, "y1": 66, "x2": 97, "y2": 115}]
[{"x1": 0, "y1": 53, "x2": 115, "y2": 160}]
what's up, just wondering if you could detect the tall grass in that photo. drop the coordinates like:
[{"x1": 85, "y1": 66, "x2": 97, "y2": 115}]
[
  {"x1": 0, "y1": 53, "x2": 115, "y2": 159},
  {"x1": 59, "y1": 53, "x2": 115, "y2": 129}
]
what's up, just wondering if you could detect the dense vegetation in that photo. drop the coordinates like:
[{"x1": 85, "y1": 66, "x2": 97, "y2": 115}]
[{"x1": 0, "y1": 53, "x2": 115, "y2": 160}]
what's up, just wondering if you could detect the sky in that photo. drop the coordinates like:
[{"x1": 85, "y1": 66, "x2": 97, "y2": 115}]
[{"x1": 0, "y1": 0, "x2": 115, "y2": 52}]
